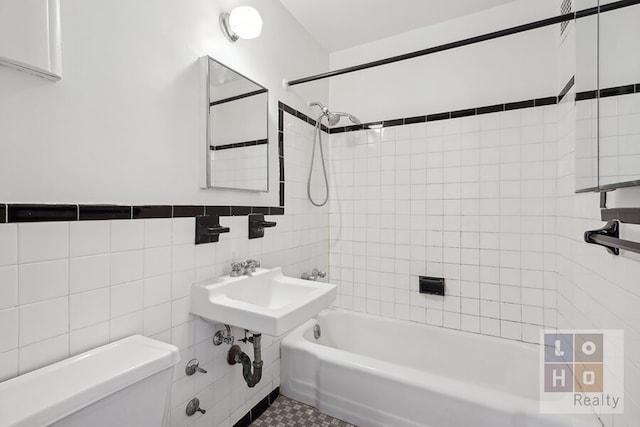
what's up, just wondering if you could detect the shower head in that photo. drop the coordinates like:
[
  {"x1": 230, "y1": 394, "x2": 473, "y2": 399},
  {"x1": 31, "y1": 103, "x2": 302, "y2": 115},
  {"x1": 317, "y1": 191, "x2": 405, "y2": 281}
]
[
  {"x1": 308, "y1": 101, "x2": 361, "y2": 127},
  {"x1": 327, "y1": 113, "x2": 341, "y2": 127}
]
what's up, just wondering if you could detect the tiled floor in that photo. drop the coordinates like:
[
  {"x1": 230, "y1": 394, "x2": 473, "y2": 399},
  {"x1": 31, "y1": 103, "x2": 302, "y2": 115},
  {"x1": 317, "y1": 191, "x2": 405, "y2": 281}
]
[{"x1": 252, "y1": 395, "x2": 357, "y2": 427}]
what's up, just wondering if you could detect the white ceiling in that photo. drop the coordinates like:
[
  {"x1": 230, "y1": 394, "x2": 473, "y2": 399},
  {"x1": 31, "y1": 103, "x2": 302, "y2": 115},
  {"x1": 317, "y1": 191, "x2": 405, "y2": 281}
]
[{"x1": 279, "y1": 0, "x2": 519, "y2": 52}]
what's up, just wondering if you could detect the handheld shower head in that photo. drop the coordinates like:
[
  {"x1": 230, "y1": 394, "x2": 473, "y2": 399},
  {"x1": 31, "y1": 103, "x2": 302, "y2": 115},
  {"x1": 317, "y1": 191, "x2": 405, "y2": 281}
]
[
  {"x1": 327, "y1": 113, "x2": 341, "y2": 127},
  {"x1": 308, "y1": 102, "x2": 360, "y2": 127}
]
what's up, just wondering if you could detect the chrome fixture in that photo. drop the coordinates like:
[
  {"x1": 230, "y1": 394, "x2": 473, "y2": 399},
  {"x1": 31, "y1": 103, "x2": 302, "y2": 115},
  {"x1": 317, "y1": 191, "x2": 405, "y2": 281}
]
[
  {"x1": 245, "y1": 259, "x2": 260, "y2": 273},
  {"x1": 228, "y1": 331, "x2": 263, "y2": 388},
  {"x1": 301, "y1": 268, "x2": 326, "y2": 281},
  {"x1": 185, "y1": 359, "x2": 207, "y2": 376},
  {"x1": 313, "y1": 324, "x2": 321, "y2": 339},
  {"x1": 213, "y1": 324, "x2": 234, "y2": 346},
  {"x1": 185, "y1": 398, "x2": 206, "y2": 416},
  {"x1": 230, "y1": 259, "x2": 261, "y2": 277},
  {"x1": 307, "y1": 101, "x2": 361, "y2": 207},
  {"x1": 220, "y1": 6, "x2": 263, "y2": 43}
]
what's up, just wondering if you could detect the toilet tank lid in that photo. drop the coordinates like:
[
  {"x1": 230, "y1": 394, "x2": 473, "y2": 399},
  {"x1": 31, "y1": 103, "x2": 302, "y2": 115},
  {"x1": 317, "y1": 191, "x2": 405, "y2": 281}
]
[{"x1": 0, "y1": 335, "x2": 180, "y2": 427}]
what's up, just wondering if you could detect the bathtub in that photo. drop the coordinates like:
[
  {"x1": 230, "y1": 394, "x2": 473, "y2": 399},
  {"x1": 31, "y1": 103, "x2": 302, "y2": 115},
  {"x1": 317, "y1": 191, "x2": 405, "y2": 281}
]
[{"x1": 281, "y1": 309, "x2": 600, "y2": 427}]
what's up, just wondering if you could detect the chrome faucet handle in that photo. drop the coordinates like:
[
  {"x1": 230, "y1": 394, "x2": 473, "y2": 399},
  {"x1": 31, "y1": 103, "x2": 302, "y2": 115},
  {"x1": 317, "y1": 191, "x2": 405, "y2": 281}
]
[
  {"x1": 301, "y1": 272, "x2": 317, "y2": 281},
  {"x1": 185, "y1": 359, "x2": 207, "y2": 376},
  {"x1": 230, "y1": 262, "x2": 244, "y2": 277},
  {"x1": 312, "y1": 268, "x2": 326, "y2": 278},
  {"x1": 245, "y1": 259, "x2": 260, "y2": 272},
  {"x1": 185, "y1": 398, "x2": 206, "y2": 416}
]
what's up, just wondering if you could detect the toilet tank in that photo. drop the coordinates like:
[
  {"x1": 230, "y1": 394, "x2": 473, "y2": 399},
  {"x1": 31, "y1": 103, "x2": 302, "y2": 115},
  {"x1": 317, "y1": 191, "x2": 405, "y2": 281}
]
[{"x1": 0, "y1": 335, "x2": 180, "y2": 427}]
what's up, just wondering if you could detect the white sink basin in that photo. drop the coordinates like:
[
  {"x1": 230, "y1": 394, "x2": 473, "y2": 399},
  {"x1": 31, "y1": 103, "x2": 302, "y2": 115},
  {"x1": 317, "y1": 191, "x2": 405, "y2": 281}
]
[{"x1": 190, "y1": 267, "x2": 336, "y2": 336}]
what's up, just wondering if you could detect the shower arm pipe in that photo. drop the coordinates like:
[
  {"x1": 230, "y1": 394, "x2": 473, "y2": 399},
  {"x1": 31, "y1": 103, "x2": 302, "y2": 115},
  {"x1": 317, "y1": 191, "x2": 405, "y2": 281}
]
[{"x1": 284, "y1": 0, "x2": 639, "y2": 87}]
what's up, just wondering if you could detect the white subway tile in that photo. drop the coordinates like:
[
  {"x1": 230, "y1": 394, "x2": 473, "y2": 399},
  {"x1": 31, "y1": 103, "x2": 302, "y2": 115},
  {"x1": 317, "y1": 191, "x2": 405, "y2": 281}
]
[
  {"x1": 19, "y1": 334, "x2": 68, "y2": 374},
  {"x1": 18, "y1": 259, "x2": 68, "y2": 305},
  {"x1": 70, "y1": 221, "x2": 110, "y2": 257},
  {"x1": 0, "y1": 224, "x2": 17, "y2": 267},
  {"x1": 172, "y1": 245, "x2": 195, "y2": 272},
  {"x1": 111, "y1": 250, "x2": 143, "y2": 285},
  {"x1": 111, "y1": 280, "x2": 143, "y2": 318},
  {"x1": 70, "y1": 254, "x2": 110, "y2": 293},
  {"x1": 144, "y1": 274, "x2": 171, "y2": 307},
  {"x1": 19, "y1": 297, "x2": 68, "y2": 346},
  {"x1": 110, "y1": 311, "x2": 143, "y2": 341},
  {"x1": 143, "y1": 303, "x2": 171, "y2": 336},
  {"x1": 144, "y1": 218, "x2": 172, "y2": 248},
  {"x1": 172, "y1": 218, "x2": 195, "y2": 245},
  {"x1": 110, "y1": 220, "x2": 144, "y2": 252},
  {"x1": 0, "y1": 308, "x2": 18, "y2": 353},
  {"x1": 144, "y1": 246, "x2": 172, "y2": 278},
  {"x1": 70, "y1": 288, "x2": 110, "y2": 330},
  {"x1": 18, "y1": 222, "x2": 68, "y2": 264},
  {"x1": 0, "y1": 266, "x2": 18, "y2": 309},
  {"x1": 69, "y1": 322, "x2": 110, "y2": 356},
  {"x1": 0, "y1": 350, "x2": 18, "y2": 382}
]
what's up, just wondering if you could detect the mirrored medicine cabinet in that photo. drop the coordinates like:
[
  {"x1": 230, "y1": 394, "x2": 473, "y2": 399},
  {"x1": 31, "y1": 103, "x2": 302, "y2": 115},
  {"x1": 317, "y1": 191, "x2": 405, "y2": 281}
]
[
  {"x1": 574, "y1": 0, "x2": 640, "y2": 193},
  {"x1": 200, "y1": 56, "x2": 269, "y2": 192}
]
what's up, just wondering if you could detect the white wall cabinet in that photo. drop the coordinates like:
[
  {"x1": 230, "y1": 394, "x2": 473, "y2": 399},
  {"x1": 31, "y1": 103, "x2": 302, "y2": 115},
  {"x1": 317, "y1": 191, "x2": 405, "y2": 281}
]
[{"x1": 0, "y1": 0, "x2": 61, "y2": 80}]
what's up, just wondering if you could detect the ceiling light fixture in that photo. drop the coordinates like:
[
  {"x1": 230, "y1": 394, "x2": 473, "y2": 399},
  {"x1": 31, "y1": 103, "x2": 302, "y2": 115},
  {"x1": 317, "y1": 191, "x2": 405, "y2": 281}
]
[{"x1": 219, "y1": 6, "x2": 263, "y2": 43}]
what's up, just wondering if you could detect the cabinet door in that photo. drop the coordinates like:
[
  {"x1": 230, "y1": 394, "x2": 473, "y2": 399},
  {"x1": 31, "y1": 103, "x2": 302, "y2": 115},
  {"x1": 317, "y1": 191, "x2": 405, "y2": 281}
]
[{"x1": 0, "y1": 0, "x2": 61, "y2": 80}]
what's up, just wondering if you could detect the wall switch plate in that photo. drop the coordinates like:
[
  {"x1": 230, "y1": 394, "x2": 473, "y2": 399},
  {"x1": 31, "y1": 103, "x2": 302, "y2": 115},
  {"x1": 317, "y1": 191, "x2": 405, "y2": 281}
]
[{"x1": 419, "y1": 276, "x2": 445, "y2": 296}]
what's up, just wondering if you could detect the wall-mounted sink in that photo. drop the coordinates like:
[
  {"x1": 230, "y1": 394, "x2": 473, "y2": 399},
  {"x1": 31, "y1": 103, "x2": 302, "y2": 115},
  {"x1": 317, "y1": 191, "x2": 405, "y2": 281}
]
[{"x1": 190, "y1": 267, "x2": 336, "y2": 336}]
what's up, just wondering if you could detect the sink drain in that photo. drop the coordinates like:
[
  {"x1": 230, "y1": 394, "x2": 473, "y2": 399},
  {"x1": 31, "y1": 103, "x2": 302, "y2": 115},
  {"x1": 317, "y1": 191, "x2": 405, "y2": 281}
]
[{"x1": 313, "y1": 324, "x2": 321, "y2": 339}]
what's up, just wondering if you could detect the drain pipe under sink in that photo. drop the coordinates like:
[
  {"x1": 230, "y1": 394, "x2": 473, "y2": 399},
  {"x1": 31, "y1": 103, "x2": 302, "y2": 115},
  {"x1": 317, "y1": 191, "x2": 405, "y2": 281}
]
[{"x1": 227, "y1": 333, "x2": 263, "y2": 387}]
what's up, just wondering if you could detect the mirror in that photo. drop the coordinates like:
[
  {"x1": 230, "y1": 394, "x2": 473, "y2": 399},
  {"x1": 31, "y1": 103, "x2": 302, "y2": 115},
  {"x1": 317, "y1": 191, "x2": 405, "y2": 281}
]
[
  {"x1": 202, "y1": 56, "x2": 268, "y2": 192},
  {"x1": 574, "y1": 1, "x2": 640, "y2": 192},
  {"x1": 597, "y1": 2, "x2": 640, "y2": 190},
  {"x1": 574, "y1": 0, "x2": 599, "y2": 192}
]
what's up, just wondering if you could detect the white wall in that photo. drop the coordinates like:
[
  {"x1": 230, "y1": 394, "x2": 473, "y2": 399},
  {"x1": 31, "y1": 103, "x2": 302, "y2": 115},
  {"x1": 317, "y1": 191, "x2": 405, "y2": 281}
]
[
  {"x1": 328, "y1": 0, "x2": 559, "y2": 123},
  {"x1": 0, "y1": 0, "x2": 329, "y2": 206}
]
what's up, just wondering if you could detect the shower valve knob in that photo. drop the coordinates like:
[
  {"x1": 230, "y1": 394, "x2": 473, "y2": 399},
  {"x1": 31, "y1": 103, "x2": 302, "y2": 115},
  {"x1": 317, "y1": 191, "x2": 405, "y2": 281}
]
[
  {"x1": 185, "y1": 398, "x2": 206, "y2": 416},
  {"x1": 185, "y1": 359, "x2": 207, "y2": 376}
]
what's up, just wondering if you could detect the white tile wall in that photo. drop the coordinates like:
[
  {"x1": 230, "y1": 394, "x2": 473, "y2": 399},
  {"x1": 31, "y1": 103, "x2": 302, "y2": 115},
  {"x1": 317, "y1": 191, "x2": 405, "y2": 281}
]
[
  {"x1": 0, "y1": 115, "x2": 325, "y2": 427},
  {"x1": 328, "y1": 105, "x2": 559, "y2": 344}
]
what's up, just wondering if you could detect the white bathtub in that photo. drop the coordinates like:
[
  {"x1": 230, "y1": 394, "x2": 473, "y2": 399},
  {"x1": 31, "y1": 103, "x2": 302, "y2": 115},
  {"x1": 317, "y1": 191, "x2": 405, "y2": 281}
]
[{"x1": 281, "y1": 309, "x2": 600, "y2": 427}]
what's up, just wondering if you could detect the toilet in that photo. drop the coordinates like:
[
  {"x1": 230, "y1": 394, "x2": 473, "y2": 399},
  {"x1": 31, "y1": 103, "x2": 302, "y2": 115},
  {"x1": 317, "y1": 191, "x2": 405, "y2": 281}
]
[{"x1": 0, "y1": 335, "x2": 180, "y2": 427}]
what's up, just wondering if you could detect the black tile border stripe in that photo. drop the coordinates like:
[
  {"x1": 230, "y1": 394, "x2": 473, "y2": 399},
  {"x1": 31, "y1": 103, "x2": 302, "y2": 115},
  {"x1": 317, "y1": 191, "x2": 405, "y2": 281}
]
[
  {"x1": 287, "y1": 0, "x2": 640, "y2": 87},
  {"x1": 328, "y1": 94, "x2": 558, "y2": 134},
  {"x1": 210, "y1": 139, "x2": 268, "y2": 151},
  {"x1": 232, "y1": 387, "x2": 280, "y2": 427},
  {"x1": 576, "y1": 81, "x2": 640, "y2": 101},
  {"x1": 79, "y1": 205, "x2": 132, "y2": 221},
  {"x1": 0, "y1": 204, "x2": 284, "y2": 223},
  {"x1": 8, "y1": 204, "x2": 78, "y2": 222}
]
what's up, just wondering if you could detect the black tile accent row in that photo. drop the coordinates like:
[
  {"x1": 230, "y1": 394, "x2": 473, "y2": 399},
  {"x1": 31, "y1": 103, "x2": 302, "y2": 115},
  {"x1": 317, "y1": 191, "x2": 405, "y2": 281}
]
[
  {"x1": 287, "y1": 0, "x2": 640, "y2": 87},
  {"x1": 576, "y1": 81, "x2": 640, "y2": 101},
  {"x1": 232, "y1": 387, "x2": 280, "y2": 427},
  {"x1": 209, "y1": 88, "x2": 267, "y2": 107},
  {"x1": 327, "y1": 94, "x2": 558, "y2": 134},
  {"x1": 210, "y1": 139, "x2": 268, "y2": 151},
  {"x1": 0, "y1": 204, "x2": 284, "y2": 223}
]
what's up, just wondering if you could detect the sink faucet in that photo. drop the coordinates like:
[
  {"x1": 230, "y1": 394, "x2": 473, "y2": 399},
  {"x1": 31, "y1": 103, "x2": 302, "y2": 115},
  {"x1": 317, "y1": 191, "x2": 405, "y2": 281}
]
[{"x1": 230, "y1": 260, "x2": 261, "y2": 277}]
